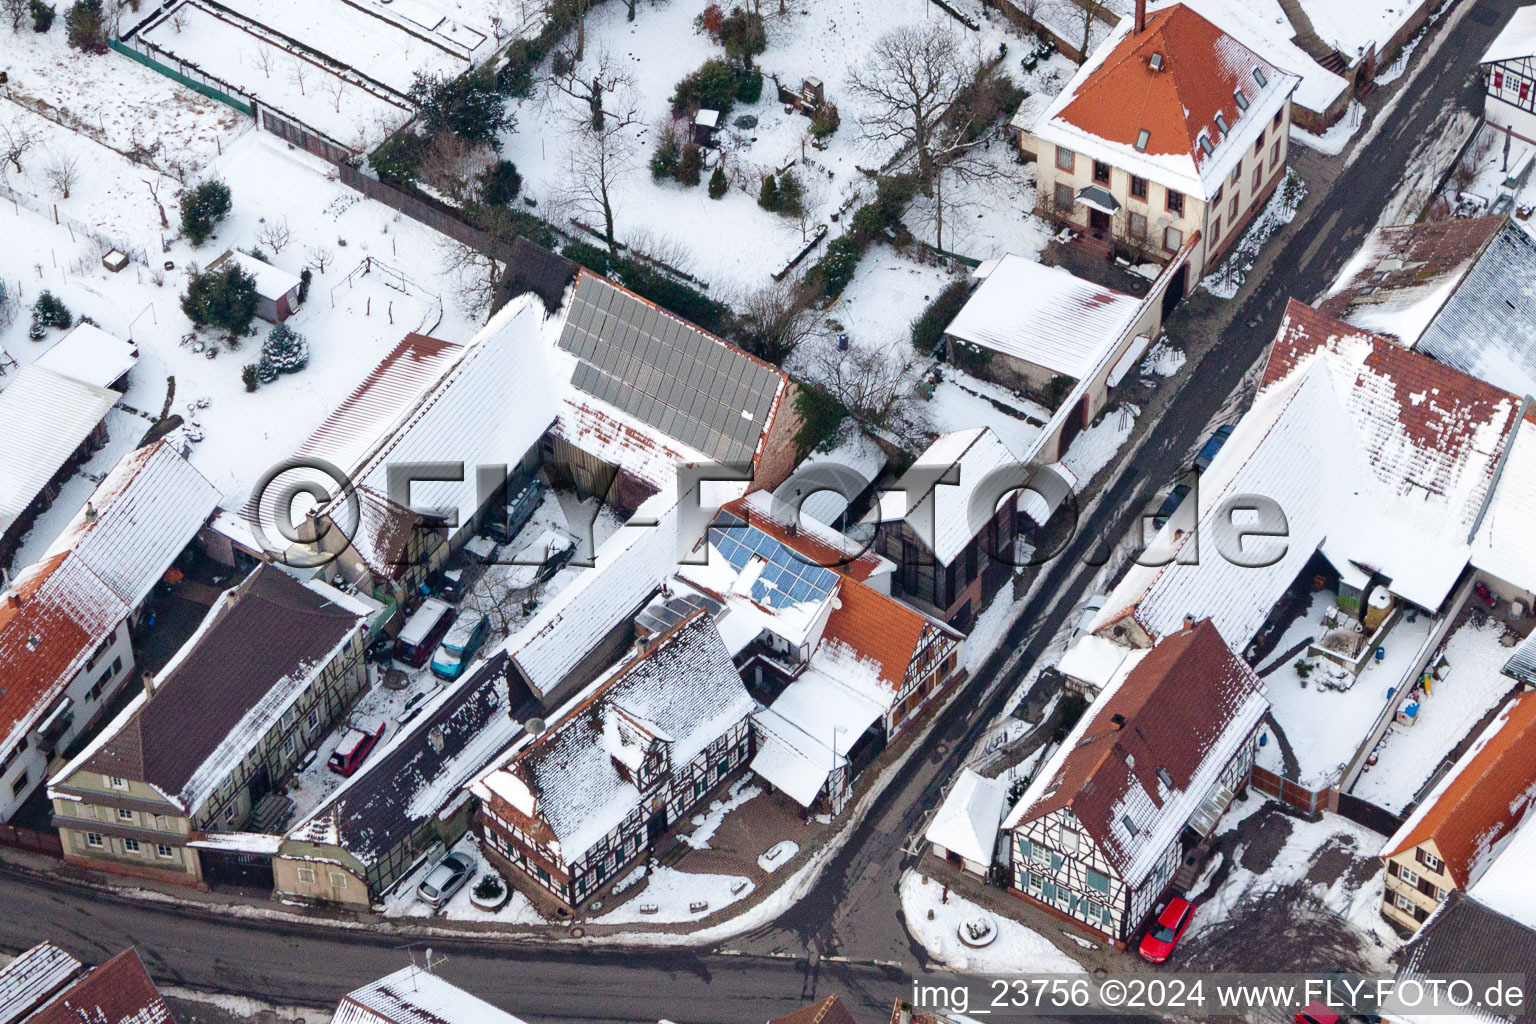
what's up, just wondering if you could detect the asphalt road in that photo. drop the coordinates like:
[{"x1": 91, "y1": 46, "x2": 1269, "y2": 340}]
[{"x1": 0, "y1": 3, "x2": 1518, "y2": 1021}]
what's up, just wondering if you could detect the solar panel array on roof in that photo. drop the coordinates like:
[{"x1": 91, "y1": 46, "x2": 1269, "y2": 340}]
[
  {"x1": 558, "y1": 275, "x2": 781, "y2": 466},
  {"x1": 634, "y1": 592, "x2": 718, "y2": 635},
  {"x1": 710, "y1": 526, "x2": 839, "y2": 609}
]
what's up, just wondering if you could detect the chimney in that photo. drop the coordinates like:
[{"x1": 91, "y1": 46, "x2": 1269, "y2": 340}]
[
  {"x1": 1135, "y1": 0, "x2": 1146, "y2": 33},
  {"x1": 1183, "y1": 613, "x2": 1196, "y2": 629},
  {"x1": 1110, "y1": 712, "x2": 1126, "y2": 730},
  {"x1": 83, "y1": 502, "x2": 97, "y2": 523},
  {"x1": 142, "y1": 669, "x2": 157, "y2": 699},
  {"x1": 4, "y1": 591, "x2": 18, "y2": 610}
]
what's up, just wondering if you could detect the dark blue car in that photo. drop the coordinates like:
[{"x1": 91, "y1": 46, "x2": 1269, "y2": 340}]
[{"x1": 1193, "y1": 424, "x2": 1234, "y2": 473}]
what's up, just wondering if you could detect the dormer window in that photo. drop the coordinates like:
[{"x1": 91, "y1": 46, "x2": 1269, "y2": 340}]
[
  {"x1": 1122, "y1": 814, "x2": 1139, "y2": 837},
  {"x1": 1253, "y1": 67, "x2": 1269, "y2": 88},
  {"x1": 1157, "y1": 766, "x2": 1173, "y2": 789},
  {"x1": 1135, "y1": 129, "x2": 1150, "y2": 152},
  {"x1": 1198, "y1": 134, "x2": 1214, "y2": 157},
  {"x1": 1234, "y1": 88, "x2": 1249, "y2": 112},
  {"x1": 1149, "y1": 53, "x2": 1164, "y2": 71},
  {"x1": 1214, "y1": 113, "x2": 1229, "y2": 135}
]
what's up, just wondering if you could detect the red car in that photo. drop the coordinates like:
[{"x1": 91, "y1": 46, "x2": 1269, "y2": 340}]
[
  {"x1": 1295, "y1": 1003, "x2": 1340, "y2": 1024},
  {"x1": 328, "y1": 721, "x2": 386, "y2": 776},
  {"x1": 1137, "y1": 897, "x2": 1195, "y2": 963}
]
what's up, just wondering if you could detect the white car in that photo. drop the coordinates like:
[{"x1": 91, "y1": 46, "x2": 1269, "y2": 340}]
[{"x1": 1071, "y1": 595, "x2": 1107, "y2": 639}]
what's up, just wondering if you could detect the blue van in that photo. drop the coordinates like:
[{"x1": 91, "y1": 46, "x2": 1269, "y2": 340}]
[{"x1": 430, "y1": 611, "x2": 489, "y2": 680}]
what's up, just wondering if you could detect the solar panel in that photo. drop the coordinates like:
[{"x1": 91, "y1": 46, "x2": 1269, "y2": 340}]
[{"x1": 708, "y1": 525, "x2": 839, "y2": 609}]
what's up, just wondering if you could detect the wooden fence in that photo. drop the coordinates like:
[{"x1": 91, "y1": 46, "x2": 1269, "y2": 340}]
[{"x1": 0, "y1": 825, "x2": 64, "y2": 857}]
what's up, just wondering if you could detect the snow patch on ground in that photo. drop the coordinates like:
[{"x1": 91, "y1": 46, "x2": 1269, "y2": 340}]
[
  {"x1": 1290, "y1": 102, "x2": 1366, "y2": 157},
  {"x1": 1351, "y1": 617, "x2": 1519, "y2": 814},
  {"x1": 596, "y1": 867, "x2": 754, "y2": 924},
  {"x1": 1201, "y1": 169, "x2": 1306, "y2": 299},
  {"x1": 680, "y1": 779, "x2": 761, "y2": 850},
  {"x1": 901, "y1": 871, "x2": 1086, "y2": 974},
  {"x1": 1059, "y1": 404, "x2": 1139, "y2": 486},
  {"x1": 380, "y1": 834, "x2": 546, "y2": 924},
  {"x1": 1139, "y1": 338, "x2": 1186, "y2": 378}
]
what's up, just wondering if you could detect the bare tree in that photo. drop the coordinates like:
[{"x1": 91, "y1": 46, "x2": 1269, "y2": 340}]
[
  {"x1": 848, "y1": 23, "x2": 972, "y2": 196},
  {"x1": 548, "y1": 49, "x2": 643, "y2": 134},
  {"x1": 257, "y1": 217, "x2": 293, "y2": 254},
  {"x1": 252, "y1": 44, "x2": 277, "y2": 79},
  {"x1": 142, "y1": 177, "x2": 170, "y2": 229},
  {"x1": 808, "y1": 343, "x2": 931, "y2": 440},
  {"x1": 3, "y1": 0, "x2": 27, "y2": 33},
  {"x1": 737, "y1": 278, "x2": 818, "y2": 365},
  {"x1": 418, "y1": 131, "x2": 495, "y2": 202},
  {"x1": 44, "y1": 153, "x2": 81, "y2": 199},
  {"x1": 1056, "y1": 0, "x2": 1110, "y2": 62},
  {"x1": 549, "y1": 63, "x2": 643, "y2": 251},
  {"x1": 289, "y1": 57, "x2": 310, "y2": 96},
  {"x1": 0, "y1": 118, "x2": 39, "y2": 176},
  {"x1": 326, "y1": 76, "x2": 347, "y2": 113},
  {"x1": 438, "y1": 238, "x2": 504, "y2": 315},
  {"x1": 305, "y1": 244, "x2": 335, "y2": 273}
]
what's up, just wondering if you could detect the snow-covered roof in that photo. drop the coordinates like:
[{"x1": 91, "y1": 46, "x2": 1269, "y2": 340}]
[
  {"x1": 872, "y1": 427, "x2": 1021, "y2": 566},
  {"x1": 24, "y1": 949, "x2": 171, "y2": 1024},
  {"x1": 1056, "y1": 634, "x2": 1147, "y2": 692},
  {"x1": 551, "y1": 392, "x2": 711, "y2": 494},
  {"x1": 338, "y1": 295, "x2": 555, "y2": 540},
  {"x1": 188, "y1": 831, "x2": 284, "y2": 855},
  {"x1": 925, "y1": 769, "x2": 1008, "y2": 866},
  {"x1": 288, "y1": 651, "x2": 527, "y2": 871},
  {"x1": 34, "y1": 323, "x2": 138, "y2": 388},
  {"x1": 505, "y1": 489, "x2": 684, "y2": 697},
  {"x1": 0, "y1": 943, "x2": 83, "y2": 1024},
  {"x1": 1092, "y1": 301, "x2": 1523, "y2": 649},
  {"x1": 749, "y1": 644, "x2": 895, "y2": 808},
  {"x1": 1472, "y1": 410, "x2": 1536, "y2": 595},
  {"x1": 1482, "y1": 6, "x2": 1536, "y2": 64},
  {"x1": 0, "y1": 442, "x2": 218, "y2": 760},
  {"x1": 71, "y1": 566, "x2": 366, "y2": 815},
  {"x1": 1005, "y1": 619, "x2": 1268, "y2": 887},
  {"x1": 335, "y1": 967, "x2": 531, "y2": 1024},
  {"x1": 782, "y1": 429, "x2": 887, "y2": 528},
  {"x1": 557, "y1": 271, "x2": 787, "y2": 470},
  {"x1": 943, "y1": 256, "x2": 1141, "y2": 380},
  {"x1": 1318, "y1": 217, "x2": 1507, "y2": 353},
  {"x1": 481, "y1": 612, "x2": 754, "y2": 862},
  {"x1": 1414, "y1": 222, "x2": 1536, "y2": 399},
  {"x1": 41, "y1": 440, "x2": 221, "y2": 610},
  {"x1": 1382, "y1": 692, "x2": 1536, "y2": 890},
  {"x1": 211, "y1": 248, "x2": 302, "y2": 300},
  {"x1": 1030, "y1": 4, "x2": 1300, "y2": 200},
  {"x1": 0, "y1": 364, "x2": 119, "y2": 538},
  {"x1": 1469, "y1": 809, "x2": 1536, "y2": 932}
]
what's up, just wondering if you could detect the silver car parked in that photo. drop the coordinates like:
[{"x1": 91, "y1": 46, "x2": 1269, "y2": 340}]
[{"x1": 416, "y1": 851, "x2": 476, "y2": 909}]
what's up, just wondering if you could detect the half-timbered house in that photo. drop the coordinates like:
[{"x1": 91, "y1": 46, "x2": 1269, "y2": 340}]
[
  {"x1": 472, "y1": 611, "x2": 755, "y2": 910},
  {"x1": 1483, "y1": 8, "x2": 1536, "y2": 145},
  {"x1": 1002, "y1": 619, "x2": 1267, "y2": 945},
  {"x1": 677, "y1": 491, "x2": 964, "y2": 816}
]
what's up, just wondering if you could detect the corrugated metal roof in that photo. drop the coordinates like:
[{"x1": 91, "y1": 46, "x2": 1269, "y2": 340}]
[
  {"x1": 0, "y1": 365, "x2": 119, "y2": 536},
  {"x1": 1505, "y1": 630, "x2": 1536, "y2": 686},
  {"x1": 0, "y1": 943, "x2": 83, "y2": 1024},
  {"x1": 557, "y1": 273, "x2": 785, "y2": 468},
  {"x1": 944, "y1": 256, "x2": 1140, "y2": 380},
  {"x1": 1416, "y1": 222, "x2": 1536, "y2": 398}
]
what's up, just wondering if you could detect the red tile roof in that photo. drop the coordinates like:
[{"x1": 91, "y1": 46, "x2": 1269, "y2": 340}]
[
  {"x1": 821, "y1": 578, "x2": 956, "y2": 692},
  {"x1": 772, "y1": 995, "x2": 861, "y2": 1024},
  {"x1": 29, "y1": 949, "x2": 174, "y2": 1024},
  {"x1": 1052, "y1": 5, "x2": 1283, "y2": 178},
  {"x1": 1263, "y1": 298, "x2": 1519, "y2": 456},
  {"x1": 1383, "y1": 692, "x2": 1536, "y2": 889}
]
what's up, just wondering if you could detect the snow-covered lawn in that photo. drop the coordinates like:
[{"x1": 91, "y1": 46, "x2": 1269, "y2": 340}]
[
  {"x1": 138, "y1": 6, "x2": 413, "y2": 150},
  {"x1": 679, "y1": 779, "x2": 761, "y2": 850},
  {"x1": 2, "y1": 129, "x2": 492, "y2": 561},
  {"x1": 1256, "y1": 590, "x2": 1437, "y2": 791},
  {"x1": 1351, "y1": 617, "x2": 1520, "y2": 814},
  {"x1": 903, "y1": 144, "x2": 1057, "y2": 264},
  {"x1": 901, "y1": 871, "x2": 1086, "y2": 974},
  {"x1": 500, "y1": 0, "x2": 1029, "y2": 293},
  {"x1": 1, "y1": 27, "x2": 245, "y2": 180},
  {"x1": 595, "y1": 866, "x2": 755, "y2": 924},
  {"x1": 927, "y1": 375, "x2": 1043, "y2": 459},
  {"x1": 1059, "y1": 403, "x2": 1138, "y2": 486}
]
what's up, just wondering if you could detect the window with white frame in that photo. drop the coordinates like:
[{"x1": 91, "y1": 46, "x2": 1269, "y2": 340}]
[
  {"x1": 123, "y1": 838, "x2": 141, "y2": 854},
  {"x1": 117, "y1": 807, "x2": 134, "y2": 822},
  {"x1": 1424, "y1": 852, "x2": 1443, "y2": 872},
  {"x1": 1055, "y1": 146, "x2": 1075, "y2": 172},
  {"x1": 107, "y1": 775, "x2": 127, "y2": 790},
  {"x1": 86, "y1": 832, "x2": 103, "y2": 848},
  {"x1": 156, "y1": 844, "x2": 174, "y2": 859},
  {"x1": 296, "y1": 866, "x2": 316, "y2": 884},
  {"x1": 1401, "y1": 866, "x2": 1419, "y2": 886},
  {"x1": 307, "y1": 708, "x2": 321, "y2": 731},
  {"x1": 329, "y1": 871, "x2": 348, "y2": 889},
  {"x1": 1059, "y1": 828, "x2": 1080, "y2": 854}
]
